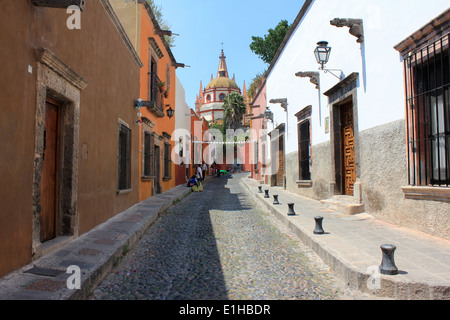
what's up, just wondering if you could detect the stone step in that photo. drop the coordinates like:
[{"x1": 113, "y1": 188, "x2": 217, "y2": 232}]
[{"x1": 320, "y1": 196, "x2": 365, "y2": 215}]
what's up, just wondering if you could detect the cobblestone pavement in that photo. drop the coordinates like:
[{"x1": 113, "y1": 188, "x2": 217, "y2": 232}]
[{"x1": 91, "y1": 173, "x2": 371, "y2": 300}]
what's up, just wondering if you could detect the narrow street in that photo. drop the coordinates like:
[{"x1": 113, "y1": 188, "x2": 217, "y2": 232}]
[{"x1": 91, "y1": 173, "x2": 359, "y2": 300}]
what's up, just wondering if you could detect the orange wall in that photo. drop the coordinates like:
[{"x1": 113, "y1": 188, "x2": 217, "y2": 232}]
[
  {"x1": 138, "y1": 5, "x2": 176, "y2": 200},
  {"x1": 0, "y1": 0, "x2": 140, "y2": 277}
]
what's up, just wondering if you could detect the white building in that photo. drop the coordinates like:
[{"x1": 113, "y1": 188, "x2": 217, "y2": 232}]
[
  {"x1": 264, "y1": 0, "x2": 450, "y2": 239},
  {"x1": 174, "y1": 75, "x2": 192, "y2": 180}
]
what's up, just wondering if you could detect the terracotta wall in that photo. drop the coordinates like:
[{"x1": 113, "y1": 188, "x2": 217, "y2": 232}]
[{"x1": 0, "y1": 0, "x2": 141, "y2": 277}]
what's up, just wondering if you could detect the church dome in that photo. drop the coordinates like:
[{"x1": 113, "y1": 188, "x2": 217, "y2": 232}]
[{"x1": 206, "y1": 76, "x2": 239, "y2": 89}]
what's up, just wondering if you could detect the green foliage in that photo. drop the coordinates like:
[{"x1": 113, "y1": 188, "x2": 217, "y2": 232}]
[
  {"x1": 145, "y1": 0, "x2": 176, "y2": 47},
  {"x1": 249, "y1": 20, "x2": 291, "y2": 64},
  {"x1": 247, "y1": 72, "x2": 265, "y2": 101},
  {"x1": 209, "y1": 122, "x2": 226, "y2": 136},
  {"x1": 223, "y1": 93, "x2": 247, "y2": 130}
]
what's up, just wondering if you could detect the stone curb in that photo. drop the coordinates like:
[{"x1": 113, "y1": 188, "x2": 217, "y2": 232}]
[
  {"x1": 67, "y1": 185, "x2": 194, "y2": 300},
  {"x1": 0, "y1": 177, "x2": 214, "y2": 300},
  {"x1": 240, "y1": 177, "x2": 450, "y2": 300},
  {"x1": 68, "y1": 176, "x2": 215, "y2": 299}
]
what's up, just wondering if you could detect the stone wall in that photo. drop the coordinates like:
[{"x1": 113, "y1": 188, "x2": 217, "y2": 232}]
[
  {"x1": 285, "y1": 141, "x2": 333, "y2": 200},
  {"x1": 359, "y1": 120, "x2": 450, "y2": 240},
  {"x1": 285, "y1": 120, "x2": 450, "y2": 240}
]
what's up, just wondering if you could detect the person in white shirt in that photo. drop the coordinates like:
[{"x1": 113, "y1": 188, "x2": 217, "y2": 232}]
[
  {"x1": 202, "y1": 161, "x2": 207, "y2": 180},
  {"x1": 196, "y1": 164, "x2": 203, "y2": 182}
]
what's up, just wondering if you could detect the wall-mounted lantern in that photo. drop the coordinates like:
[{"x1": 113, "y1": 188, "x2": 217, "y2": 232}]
[
  {"x1": 314, "y1": 41, "x2": 332, "y2": 70},
  {"x1": 264, "y1": 107, "x2": 273, "y2": 122},
  {"x1": 314, "y1": 41, "x2": 344, "y2": 80},
  {"x1": 164, "y1": 104, "x2": 174, "y2": 119}
]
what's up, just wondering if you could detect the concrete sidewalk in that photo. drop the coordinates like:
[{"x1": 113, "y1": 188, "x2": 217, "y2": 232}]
[
  {"x1": 0, "y1": 178, "x2": 210, "y2": 300},
  {"x1": 240, "y1": 175, "x2": 450, "y2": 300}
]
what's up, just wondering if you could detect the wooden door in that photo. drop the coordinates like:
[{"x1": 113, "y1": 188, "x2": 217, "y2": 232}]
[
  {"x1": 276, "y1": 137, "x2": 285, "y2": 187},
  {"x1": 40, "y1": 99, "x2": 60, "y2": 242},
  {"x1": 341, "y1": 102, "x2": 356, "y2": 196}
]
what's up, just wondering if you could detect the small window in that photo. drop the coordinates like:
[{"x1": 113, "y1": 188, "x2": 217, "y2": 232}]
[
  {"x1": 118, "y1": 123, "x2": 131, "y2": 190},
  {"x1": 296, "y1": 106, "x2": 312, "y2": 181},
  {"x1": 206, "y1": 94, "x2": 211, "y2": 102},
  {"x1": 219, "y1": 93, "x2": 225, "y2": 101}
]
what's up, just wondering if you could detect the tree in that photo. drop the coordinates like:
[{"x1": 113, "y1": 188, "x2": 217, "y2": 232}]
[
  {"x1": 247, "y1": 72, "x2": 265, "y2": 101},
  {"x1": 145, "y1": 0, "x2": 176, "y2": 47},
  {"x1": 249, "y1": 20, "x2": 290, "y2": 65},
  {"x1": 223, "y1": 93, "x2": 247, "y2": 130}
]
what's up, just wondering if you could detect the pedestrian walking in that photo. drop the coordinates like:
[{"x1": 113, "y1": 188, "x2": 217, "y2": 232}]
[
  {"x1": 202, "y1": 161, "x2": 207, "y2": 180},
  {"x1": 196, "y1": 164, "x2": 203, "y2": 182}
]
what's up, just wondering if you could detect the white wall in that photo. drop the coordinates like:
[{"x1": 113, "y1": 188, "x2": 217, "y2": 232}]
[
  {"x1": 267, "y1": 0, "x2": 450, "y2": 154},
  {"x1": 175, "y1": 75, "x2": 191, "y2": 134}
]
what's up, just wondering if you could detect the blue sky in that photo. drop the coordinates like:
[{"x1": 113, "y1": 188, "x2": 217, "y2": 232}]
[{"x1": 154, "y1": 0, "x2": 306, "y2": 109}]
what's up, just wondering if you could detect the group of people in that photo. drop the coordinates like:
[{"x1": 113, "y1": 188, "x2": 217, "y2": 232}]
[
  {"x1": 187, "y1": 162, "x2": 208, "y2": 191},
  {"x1": 187, "y1": 162, "x2": 230, "y2": 192}
]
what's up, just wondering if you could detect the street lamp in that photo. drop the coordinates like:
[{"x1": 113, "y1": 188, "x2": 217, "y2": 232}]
[
  {"x1": 164, "y1": 104, "x2": 174, "y2": 118},
  {"x1": 264, "y1": 106, "x2": 273, "y2": 122},
  {"x1": 314, "y1": 41, "x2": 331, "y2": 70},
  {"x1": 314, "y1": 41, "x2": 344, "y2": 80}
]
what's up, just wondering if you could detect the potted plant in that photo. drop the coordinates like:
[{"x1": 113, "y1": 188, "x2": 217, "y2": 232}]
[
  {"x1": 157, "y1": 81, "x2": 166, "y2": 92},
  {"x1": 164, "y1": 89, "x2": 169, "y2": 98}
]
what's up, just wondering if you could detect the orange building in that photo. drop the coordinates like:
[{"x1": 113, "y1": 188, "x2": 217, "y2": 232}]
[
  {"x1": 0, "y1": 0, "x2": 142, "y2": 277},
  {"x1": 111, "y1": 1, "x2": 185, "y2": 199}
]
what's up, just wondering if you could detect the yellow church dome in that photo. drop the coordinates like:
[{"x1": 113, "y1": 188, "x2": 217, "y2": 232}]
[{"x1": 206, "y1": 76, "x2": 239, "y2": 89}]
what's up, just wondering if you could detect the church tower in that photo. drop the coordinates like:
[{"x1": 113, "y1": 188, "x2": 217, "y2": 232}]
[{"x1": 195, "y1": 50, "x2": 247, "y2": 124}]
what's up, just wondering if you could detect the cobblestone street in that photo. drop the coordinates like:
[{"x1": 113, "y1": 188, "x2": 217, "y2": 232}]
[{"x1": 91, "y1": 173, "x2": 365, "y2": 300}]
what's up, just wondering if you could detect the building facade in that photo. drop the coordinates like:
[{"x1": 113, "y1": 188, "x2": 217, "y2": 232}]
[
  {"x1": 174, "y1": 75, "x2": 193, "y2": 185},
  {"x1": 0, "y1": 0, "x2": 142, "y2": 277},
  {"x1": 111, "y1": 0, "x2": 185, "y2": 199},
  {"x1": 249, "y1": 78, "x2": 269, "y2": 183},
  {"x1": 261, "y1": 0, "x2": 450, "y2": 240}
]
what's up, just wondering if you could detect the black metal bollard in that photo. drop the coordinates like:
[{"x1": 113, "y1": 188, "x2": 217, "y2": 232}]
[
  {"x1": 273, "y1": 195, "x2": 279, "y2": 205},
  {"x1": 313, "y1": 216, "x2": 325, "y2": 234},
  {"x1": 379, "y1": 244, "x2": 398, "y2": 275},
  {"x1": 258, "y1": 186, "x2": 263, "y2": 193},
  {"x1": 287, "y1": 203, "x2": 295, "y2": 215},
  {"x1": 264, "y1": 190, "x2": 270, "y2": 198}
]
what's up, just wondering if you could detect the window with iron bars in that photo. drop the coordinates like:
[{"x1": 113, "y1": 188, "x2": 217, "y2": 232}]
[
  {"x1": 118, "y1": 124, "x2": 131, "y2": 190},
  {"x1": 143, "y1": 131, "x2": 155, "y2": 177},
  {"x1": 298, "y1": 119, "x2": 311, "y2": 181},
  {"x1": 404, "y1": 34, "x2": 450, "y2": 187},
  {"x1": 163, "y1": 142, "x2": 172, "y2": 179}
]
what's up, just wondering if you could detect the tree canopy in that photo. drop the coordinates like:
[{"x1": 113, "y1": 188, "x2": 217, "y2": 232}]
[
  {"x1": 145, "y1": 0, "x2": 176, "y2": 47},
  {"x1": 222, "y1": 93, "x2": 247, "y2": 130},
  {"x1": 249, "y1": 20, "x2": 291, "y2": 65}
]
